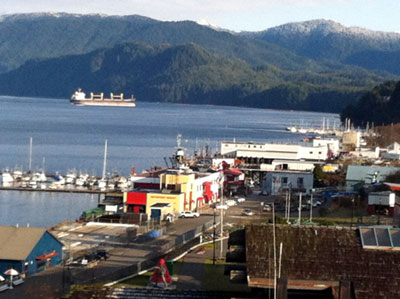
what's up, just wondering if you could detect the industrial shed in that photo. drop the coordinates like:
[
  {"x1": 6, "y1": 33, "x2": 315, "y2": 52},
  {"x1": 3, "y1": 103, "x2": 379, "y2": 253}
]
[{"x1": 0, "y1": 226, "x2": 63, "y2": 277}]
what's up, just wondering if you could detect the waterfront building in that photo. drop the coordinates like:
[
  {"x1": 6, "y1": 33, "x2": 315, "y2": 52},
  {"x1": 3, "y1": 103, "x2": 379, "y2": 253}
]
[
  {"x1": 124, "y1": 169, "x2": 221, "y2": 220},
  {"x1": 311, "y1": 137, "x2": 340, "y2": 157},
  {"x1": 220, "y1": 141, "x2": 328, "y2": 164},
  {"x1": 0, "y1": 226, "x2": 63, "y2": 277}
]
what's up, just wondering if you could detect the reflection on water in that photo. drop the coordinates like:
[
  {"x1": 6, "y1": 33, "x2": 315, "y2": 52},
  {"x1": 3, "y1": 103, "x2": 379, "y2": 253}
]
[{"x1": 0, "y1": 190, "x2": 99, "y2": 228}]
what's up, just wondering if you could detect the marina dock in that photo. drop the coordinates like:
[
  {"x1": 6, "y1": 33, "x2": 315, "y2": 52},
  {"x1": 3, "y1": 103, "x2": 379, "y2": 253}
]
[{"x1": 0, "y1": 185, "x2": 108, "y2": 194}]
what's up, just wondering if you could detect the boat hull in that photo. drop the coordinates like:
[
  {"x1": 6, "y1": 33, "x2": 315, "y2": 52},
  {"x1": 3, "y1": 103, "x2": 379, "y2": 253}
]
[{"x1": 70, "y1": 100, "x2": 136, "y2": 107}]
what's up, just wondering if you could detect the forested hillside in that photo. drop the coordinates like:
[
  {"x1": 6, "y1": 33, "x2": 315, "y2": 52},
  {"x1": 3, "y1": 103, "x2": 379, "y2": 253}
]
[
  {"x1": 340, "y1": 81, "x2": 400, "y2": 126},
  {"x1": 0, "y1": 41, "x2": 384, "y2": 112}
]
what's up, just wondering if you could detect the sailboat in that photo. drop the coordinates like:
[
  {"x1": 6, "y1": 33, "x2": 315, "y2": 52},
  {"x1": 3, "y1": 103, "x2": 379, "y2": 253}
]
[{"x1": 97, "y1": 140, "x2": 108, "y2": 190}]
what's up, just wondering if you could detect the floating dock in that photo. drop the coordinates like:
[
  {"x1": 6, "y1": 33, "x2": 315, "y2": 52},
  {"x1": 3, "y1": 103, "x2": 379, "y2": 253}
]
[{"x1": 0, "y1": 185, "x2": 108, "y2": 194}]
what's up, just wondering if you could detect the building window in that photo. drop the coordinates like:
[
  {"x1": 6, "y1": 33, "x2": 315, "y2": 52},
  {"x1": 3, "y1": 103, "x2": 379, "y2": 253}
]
[
  {"x1": 297, "y1": 177, "x2": 304, "y2": 188},
  {"x1": 309, "y1": 151, "x2": 313, "y2": 154},
  {"x1": 318, "y1": 151, "x2": 322, "y2": 154},
  {"x1": 282, "y1": 177, "x2": 288, "y2": 184},
  {"x1": 254, "y1": 145, "x2": 257, "y2": 148}
]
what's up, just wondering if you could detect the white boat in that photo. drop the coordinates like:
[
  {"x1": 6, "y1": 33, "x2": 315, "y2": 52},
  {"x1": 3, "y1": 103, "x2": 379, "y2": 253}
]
[
  {"x1": 2, "y1": 169, "x2": 14, "y2": 183},
  {"x1": 298, "y1": 128, "x2": 307, "y2": 134},
  {"x1": 53, "y1": 175, "x2": 66, "y2": 185},
  {"x1": 97, "y1": 179, "x2": 107, "y2": 189},
  {"x1": 29, "y1": 179, "x2": 37, "y2": 188},
  {"x1": 116, "y1": 176, "x2": 130, "y2": 189},
  {"x1": 32, "y1": 171, "x2": 47, "y2": 182},
  {"x1": 87, "y1": 176, "x2": 97, "y2": 187},
  {"x1": 75, "y1": 175, "x2": 87, "y2": 186},
  {"x1": 71, "y1": 89, "x2": 136, "y2": 107},
  {"x1": 65, "y1": 170, "x2": 77, "y2": 184},
  {"x1": 12, "y1": 169, "x2": 23, "y2": 181},
  {"x1": 286, "y1": 126, "x2": 297, "y2": 133}
]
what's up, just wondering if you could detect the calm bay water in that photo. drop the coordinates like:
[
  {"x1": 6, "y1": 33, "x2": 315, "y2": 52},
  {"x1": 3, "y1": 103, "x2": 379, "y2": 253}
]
[{"x1": 0, "y1": 96, "x2": 339, "y2": 227}]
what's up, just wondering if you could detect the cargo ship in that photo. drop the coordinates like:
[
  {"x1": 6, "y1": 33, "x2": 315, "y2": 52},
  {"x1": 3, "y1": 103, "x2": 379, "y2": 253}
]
[{"x1": 71, "y1": 89, "x2": 136, "y2": 107}]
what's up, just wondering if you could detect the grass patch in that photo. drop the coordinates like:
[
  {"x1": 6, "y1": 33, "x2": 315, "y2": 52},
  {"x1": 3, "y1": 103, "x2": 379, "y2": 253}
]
[
  {"x1": 202, "y1": 258, "x2": 249, "y2": 293},
  {"x1": 203, "y1": 243, "x2": 214, "y2": 250},
  {"x1": 70, "y1": 283, "x2": 105, "y2": 292}
]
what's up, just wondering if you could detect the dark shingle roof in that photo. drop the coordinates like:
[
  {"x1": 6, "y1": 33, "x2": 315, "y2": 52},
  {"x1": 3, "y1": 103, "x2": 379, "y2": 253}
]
[{"x1": 246, "y1": 224, "x2": 400, "y2": 299}]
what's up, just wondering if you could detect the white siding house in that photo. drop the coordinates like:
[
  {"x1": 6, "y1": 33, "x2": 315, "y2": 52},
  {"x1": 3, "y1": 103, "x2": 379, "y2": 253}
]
[{"x1": 262, "y1": 171, "x2": 314, "y2": 196}]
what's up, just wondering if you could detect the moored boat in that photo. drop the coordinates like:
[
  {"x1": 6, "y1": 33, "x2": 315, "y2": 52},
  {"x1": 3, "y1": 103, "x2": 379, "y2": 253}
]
[{"x1": 2, "y1": 169, "x2": 14, "y2": 184}]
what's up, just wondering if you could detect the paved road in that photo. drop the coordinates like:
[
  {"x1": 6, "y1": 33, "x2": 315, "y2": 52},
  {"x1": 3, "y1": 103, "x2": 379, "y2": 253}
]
[
  {"x1": 0, "y1": 215, "x2": 214, "y2": 299},
  {"x1": 176, "y1": 239, "x2": 228, "y2": 290}
]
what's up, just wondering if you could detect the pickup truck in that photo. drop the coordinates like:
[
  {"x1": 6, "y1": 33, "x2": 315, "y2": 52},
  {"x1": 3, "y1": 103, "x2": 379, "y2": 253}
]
[{"x1": 180, "y1": 211, "x2": 200, "y2": 218}]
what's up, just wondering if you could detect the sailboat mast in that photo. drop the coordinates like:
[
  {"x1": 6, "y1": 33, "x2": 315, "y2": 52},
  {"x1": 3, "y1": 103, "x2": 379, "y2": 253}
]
[
  {"x1": 102, "y1": 140, "x2": 108, "y2": 179},
  {"x1": 28, "y1": 137, "x2": 33, "y2": 172}
]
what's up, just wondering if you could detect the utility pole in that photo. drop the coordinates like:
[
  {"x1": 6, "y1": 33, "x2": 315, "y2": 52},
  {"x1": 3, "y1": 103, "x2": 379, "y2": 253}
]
[
  {"x1": 288, "y1": 184, "x2": 291, "y2": 221},
  {"x1": 351, "y1": 197, "x2": 355, "y2": 227},
  {"x1": 298, "y1": 192, "x2": 302, "y2": 225},
  {"x1": 219, "y1": 173, "x2": 224, "y2": 259},
  {"x1": 285, "y1": 191, "x2": 288, "y2": 219},
  {"x1": 213, "y1": 208, "x2": 216, "y2": 265},
  {"x1": 309, "y1": 191, "x2": 313, "y2": 223},
  {"x1": 273, "y1": 203, "x2": 277, "y2": 299}
]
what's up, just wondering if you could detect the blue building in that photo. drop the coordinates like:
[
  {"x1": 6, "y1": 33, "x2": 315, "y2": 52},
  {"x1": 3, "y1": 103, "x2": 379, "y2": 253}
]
[{"x1": 0, "y1": 226, "x2": 63, "y2": 277}]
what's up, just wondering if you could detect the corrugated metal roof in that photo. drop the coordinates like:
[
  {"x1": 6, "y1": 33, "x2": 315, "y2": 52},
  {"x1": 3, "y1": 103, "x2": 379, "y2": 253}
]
[{"x1": 0, "y1": 226, "x2": 46, "y2": 261}]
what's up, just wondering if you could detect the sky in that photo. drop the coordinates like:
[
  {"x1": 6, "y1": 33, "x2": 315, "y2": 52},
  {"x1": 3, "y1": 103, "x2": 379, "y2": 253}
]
[{"x1": 1, "y1": 0, "x2": 399, "y2": 33}]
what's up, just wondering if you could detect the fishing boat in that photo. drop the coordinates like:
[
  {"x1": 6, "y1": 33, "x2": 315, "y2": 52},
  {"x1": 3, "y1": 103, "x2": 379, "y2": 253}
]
[{"x1": 71, "y1": 89, "x2": 136, "y2": 107}]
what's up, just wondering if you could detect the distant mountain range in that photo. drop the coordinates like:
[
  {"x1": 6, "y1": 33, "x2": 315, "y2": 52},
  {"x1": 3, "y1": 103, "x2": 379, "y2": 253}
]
[
  {"x1": 243, "y1": 19, "x2": 400, "y2": 75},
  {"x1": 0, "y1": 13, "x2": 399, "y2": 113}
]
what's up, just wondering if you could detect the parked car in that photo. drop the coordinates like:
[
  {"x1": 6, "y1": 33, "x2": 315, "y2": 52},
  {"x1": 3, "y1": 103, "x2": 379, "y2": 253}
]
[
  {"x1": 180, "y1": 211, "x2": 200, "y2": 218},
  {"x1": 235, "y1": 197, "x2": 246, "y2": 203},
  {"x1": 307, "y1": 199, "x2": 322, "y2": 207},
  {"x1": 242, "y1": 209, "x2": 254, "y2": 216},
  {"x1": 226, "y1": 200, "x2": 237, "y2": 207},
  {"x1": 216, "y1": 204, "x2": 228, "y2": 210},
  {"x1": 263, "y1": 204, "x2": 272, "y2": 212}
]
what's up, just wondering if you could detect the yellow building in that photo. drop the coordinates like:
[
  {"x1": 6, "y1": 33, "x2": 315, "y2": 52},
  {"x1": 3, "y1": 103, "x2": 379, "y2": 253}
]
[{"x1": 124, "y1": 169, "x2": 219, "y2": 220}]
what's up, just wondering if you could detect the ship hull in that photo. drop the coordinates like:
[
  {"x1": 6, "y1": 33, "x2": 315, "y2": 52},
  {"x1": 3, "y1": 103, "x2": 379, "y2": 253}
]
[{"x1": 70, "y1": 100, "x2": 136, "y2": 107}]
